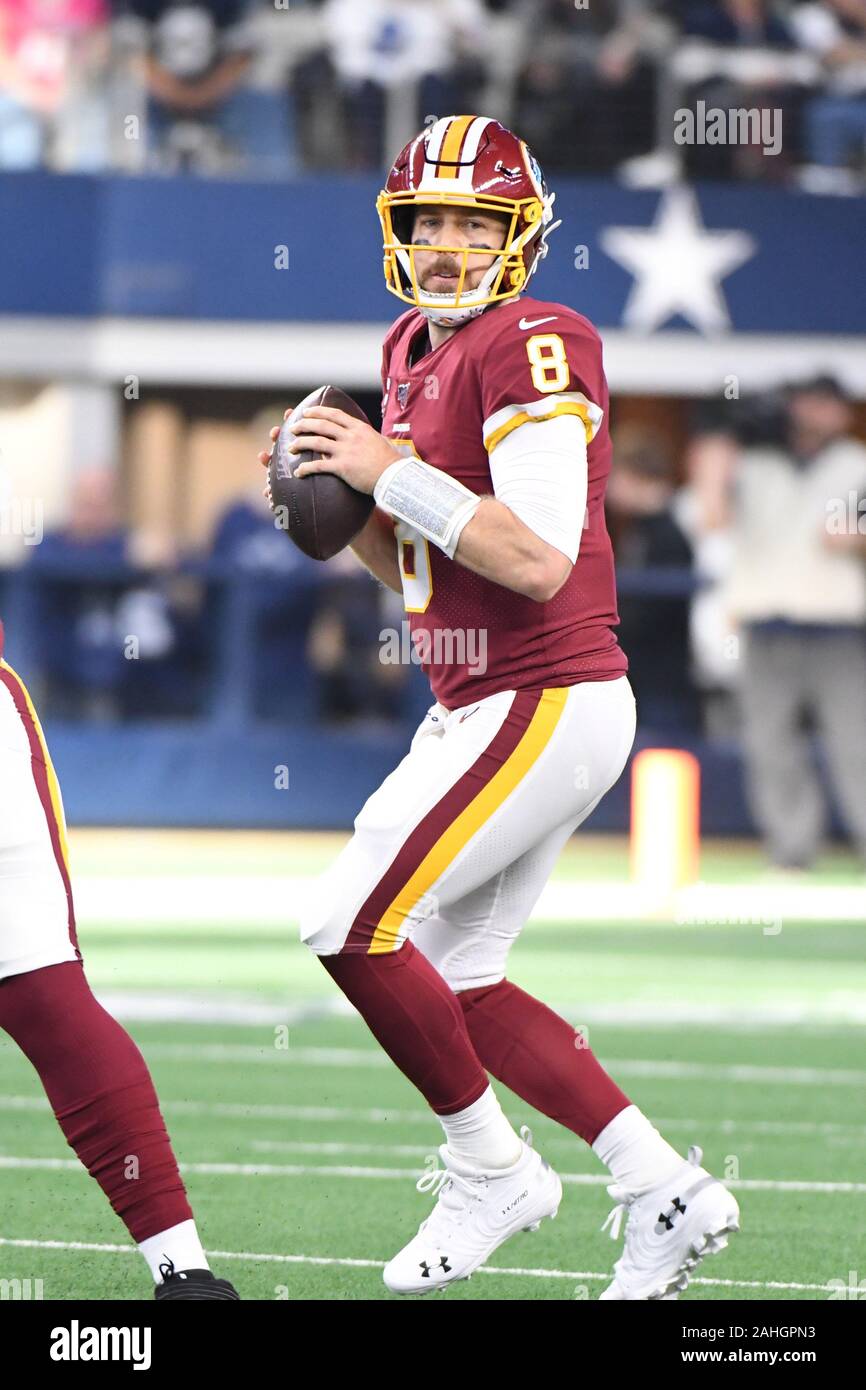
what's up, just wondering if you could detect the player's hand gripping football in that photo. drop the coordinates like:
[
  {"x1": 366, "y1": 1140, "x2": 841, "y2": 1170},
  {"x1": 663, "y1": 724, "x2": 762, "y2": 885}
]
[{"x1": 257, "y1": 406, "x2": 402, "y2": 497}]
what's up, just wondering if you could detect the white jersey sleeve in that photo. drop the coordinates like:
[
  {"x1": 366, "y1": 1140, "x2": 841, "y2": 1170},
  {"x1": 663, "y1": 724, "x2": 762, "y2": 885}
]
[{"x1": 487, "y1": 412, "x2": 588, "y2": 565}]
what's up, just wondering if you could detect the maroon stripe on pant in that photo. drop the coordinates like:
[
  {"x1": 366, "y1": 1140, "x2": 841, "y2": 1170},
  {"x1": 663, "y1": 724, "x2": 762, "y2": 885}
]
[
  {"x1": 343, "y1": 688, "x2": 543, "y2": 953},
  {"x1": 0, "y1": 665, "x2": 79, "y2": 958}
]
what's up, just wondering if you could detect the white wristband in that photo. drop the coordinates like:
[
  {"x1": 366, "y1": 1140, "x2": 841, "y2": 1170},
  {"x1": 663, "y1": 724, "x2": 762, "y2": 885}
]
[{"x1": 374, "y1": 454, "x2": 481, "y2": 559}]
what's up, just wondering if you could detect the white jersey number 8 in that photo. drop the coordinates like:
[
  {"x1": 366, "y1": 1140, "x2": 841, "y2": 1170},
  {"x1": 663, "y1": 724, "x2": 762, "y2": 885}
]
[
  {"x1": 396, "y1": 520, "x2": 433, "y2": 613},
  {"x1": 525, "y1": 333, "x2": 570, "y2": 393}
]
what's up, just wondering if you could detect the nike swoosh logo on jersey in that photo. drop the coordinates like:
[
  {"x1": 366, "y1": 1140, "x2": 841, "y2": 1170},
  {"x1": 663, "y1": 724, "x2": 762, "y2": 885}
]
[
  {"x1": 459, "y1": 706, "x2": 481, "y2": 723},
  {"x1": 519, "y1": 316, "x2": 557, "y2": 330}
]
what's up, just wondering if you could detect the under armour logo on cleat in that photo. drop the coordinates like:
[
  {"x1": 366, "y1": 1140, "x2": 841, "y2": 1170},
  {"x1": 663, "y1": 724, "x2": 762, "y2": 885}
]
[
  {"x1": 420, "y1": 1256, "x2": 451, "y2": 1278},
  {"x1": 655, "y1": 1197, "x2": 687, "y2": 1234}
]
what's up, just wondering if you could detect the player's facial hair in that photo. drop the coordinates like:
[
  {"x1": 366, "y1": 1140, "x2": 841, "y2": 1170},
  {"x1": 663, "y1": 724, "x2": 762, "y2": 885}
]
[{"x1": 416, "y1": 239, "x2": 499, "y2": 288}]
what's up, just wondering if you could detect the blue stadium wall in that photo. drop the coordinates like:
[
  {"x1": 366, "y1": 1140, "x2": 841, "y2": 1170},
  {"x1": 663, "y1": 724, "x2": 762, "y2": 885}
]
[
  {"x1": 1, "y1": 172, "x2": 860, "y2": 832},
  {"x1": 43, "y1": 719, "x2": 761, "y2": 835},
  {"x1": 0, "y1": 171, "x2": 862, "y2": 331}
]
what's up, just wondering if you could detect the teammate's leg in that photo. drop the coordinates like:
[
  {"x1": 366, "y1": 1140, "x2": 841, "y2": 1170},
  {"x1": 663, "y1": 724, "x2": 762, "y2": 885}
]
[
  {"x1": 0, "y1": 659, "x2": 237, "y2": 1297},
  {"x1": 0, "y1": 962, "x2": 204, "y2": 1270}
]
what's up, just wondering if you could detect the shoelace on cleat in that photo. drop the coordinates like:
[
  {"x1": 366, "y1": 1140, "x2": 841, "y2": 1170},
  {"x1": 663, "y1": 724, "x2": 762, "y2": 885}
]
[
  {"x1": 601, "y1": 1145, "x2": 704, "y2": 1244},
  {"x1": 413, "y1": 1126, "x2": 533, "y2": 1240},
  {"x1": 601, "y1": 1191, "x2": 633, "y2": 1243},
  {"x1": 415, "y1": 1158, "x2": 486, "y2": 1242},
  {"x1": 416, "y1": 1162, "x2": 483, "y2": 1202}
]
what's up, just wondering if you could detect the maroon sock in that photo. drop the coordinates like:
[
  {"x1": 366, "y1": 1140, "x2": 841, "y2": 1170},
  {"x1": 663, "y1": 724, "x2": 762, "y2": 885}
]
[
  {"x1": 458, "y1": 979, "x2": 631, "y2": 1144},
  {"x1": 321, "y1": 940, "x2": 489, "y2": 1115},
  {"x1": 0, "y1": 961, "x2": 193, "y2": 1242}
]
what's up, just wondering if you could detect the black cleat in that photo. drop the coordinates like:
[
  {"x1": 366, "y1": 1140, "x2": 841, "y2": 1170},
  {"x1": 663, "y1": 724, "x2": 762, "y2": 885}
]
[{"x1": 155, "y1": 1266, "x2": 240, "y2": 1300}]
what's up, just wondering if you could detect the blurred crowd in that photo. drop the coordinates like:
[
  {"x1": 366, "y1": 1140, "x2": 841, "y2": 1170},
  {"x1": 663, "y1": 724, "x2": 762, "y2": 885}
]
[
  {"x1": 1, "y1": 0, "x2": 865, "y2": 189},
  {"x1": 5, "y1": 460, "x2": 430, "y2": 730},
  {"x1": 607, "y1": 374, "x2": 866, "y2": 870},
  {"x1": 2, "y1": 373, "x2": 864, "y2": 867}
]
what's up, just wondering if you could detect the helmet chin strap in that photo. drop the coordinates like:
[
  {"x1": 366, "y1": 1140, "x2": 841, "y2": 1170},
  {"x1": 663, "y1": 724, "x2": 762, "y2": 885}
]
[
  {"x1": 535, "y1": 194, "x2": 562, "y2": 267},
  {"x1": 419, "y1": 299, "x2": 512, "y2": 329},
  {"x1": 408, "y1": 252, "x2": 517, "y2": 328}
]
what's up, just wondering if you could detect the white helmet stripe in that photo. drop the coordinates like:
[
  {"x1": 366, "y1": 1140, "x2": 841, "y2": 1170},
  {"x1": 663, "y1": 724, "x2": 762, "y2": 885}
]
[
  {"x1": 455, "y1": 116, "x2": 494, "y2": 184},
  {"x1": 422, "y1": 117, "x2": 452, "y2": 167},
  {"x1": 418, "y1": 115, "x2": 495, "y2": 191}
]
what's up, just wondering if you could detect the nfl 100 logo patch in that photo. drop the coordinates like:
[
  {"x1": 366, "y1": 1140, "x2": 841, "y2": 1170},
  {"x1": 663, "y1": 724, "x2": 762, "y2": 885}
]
[{"x1": 397, "y1": 382, "x2": 410, "y2": 409}]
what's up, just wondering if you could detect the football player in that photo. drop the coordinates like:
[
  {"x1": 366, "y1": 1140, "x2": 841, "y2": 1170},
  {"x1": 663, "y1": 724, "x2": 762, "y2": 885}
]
[
  {"x1": 0, "y1": 620, "x2": 239, "y2": 1300},
  {"x1": 260, "y1": 115, "x2": 739, "y2": 1299}
]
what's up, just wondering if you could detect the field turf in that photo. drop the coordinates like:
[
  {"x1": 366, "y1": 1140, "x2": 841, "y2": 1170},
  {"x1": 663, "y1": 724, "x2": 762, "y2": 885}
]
[{"x1": 0, "y1": 831, "x2": 863, "y2": 1301}]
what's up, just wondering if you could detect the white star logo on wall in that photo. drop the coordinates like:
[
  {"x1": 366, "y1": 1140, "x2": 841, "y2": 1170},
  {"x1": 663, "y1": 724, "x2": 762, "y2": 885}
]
[{"x1": 600, "y1": 186, "x2": 756, "y2": 334}]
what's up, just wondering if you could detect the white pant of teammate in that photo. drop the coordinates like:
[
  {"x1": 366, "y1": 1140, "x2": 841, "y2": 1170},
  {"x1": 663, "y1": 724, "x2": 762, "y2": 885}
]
[
  {"x1": 0, "y1": 660, "x2": 80, "y2": 980},
  {"x1": 300, "y1": 675, "x2": 636, "y2": 980},
  {"x1": 0, "y1": 658, "x2": 223, "y2": 1287}
]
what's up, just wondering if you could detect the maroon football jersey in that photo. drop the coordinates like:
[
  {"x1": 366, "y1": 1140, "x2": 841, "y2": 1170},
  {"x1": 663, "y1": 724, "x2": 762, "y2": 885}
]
[{"x1": 379, "y1": 294, "x2": 627, "y2": 710}]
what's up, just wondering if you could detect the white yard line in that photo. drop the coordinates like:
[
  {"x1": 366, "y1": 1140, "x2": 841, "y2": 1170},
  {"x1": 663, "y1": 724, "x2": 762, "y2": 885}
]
[
  {"x1": 1, "y1": 1155, "x2": 864, "y2": 1192},
  {"x1": 85, "y1": 991, "x2": 866, "y2": 1029},
  {"x1": 130, "y1": 1042, "x2": 866, "y2": 1087},
  {"x1": 245, "y1": 1135, "x2": 866, "y2": 1161},
  {"x1": 7, "y1": 1036, "x2": 864, "y2": 1084},
  {"x1": 0, "y1": 1236, "x2": 838, "y2": 1295},
  {"x1": 1, "y1": 1092, "x2": 863, "y2": 1139},
  {"x1": 72, "y1": 875, "x2": 866, "y2": 926}
]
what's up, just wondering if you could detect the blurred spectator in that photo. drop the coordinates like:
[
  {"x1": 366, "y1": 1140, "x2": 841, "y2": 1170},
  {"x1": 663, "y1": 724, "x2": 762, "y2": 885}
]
[
  {"x1": 27, "y1": 469, "x2": 199, "y2": 719},
  {"x1": 722, "y1": 376, "x2": 866, "y2": 869},
  {"x1": 208, "y1": 475, "x2": 426, "y2": 726},
  {"x1": 681, "y1": 0, "x2": 793, "y2": 47},
  {"x1": 672, "y1": 430, "x2": 741, "y2": 735},
  {"x1": 676, "y1": 0, "x2": 802, "y2": 181},
  {"x1": 306, "y1": 551, "x2": 419, "y2": 726},
  {"x1": 208, "y1": 476, "x2": 323, "y2": 720},
  {"x1": 792, "y1": 0, "x2": 866, "y2": 190},
  {"x1": 123, "y1": 0, "x2": 292, "y2": 175},
  {"x1": 512, "y1": 0, "x2": 664, "y2": 172},
  {"x1": 607, "y1": 425, "x2": 700, "y2": 732},
  {"x1": 0, "y1": 0, "x2": 110, "y2": 170},
  {"x1": 316, "y1": 0, "x2": 488, "y2": 170},
  {"x1": 211, "y1": 485, "x2": 316, "y2": 576}
]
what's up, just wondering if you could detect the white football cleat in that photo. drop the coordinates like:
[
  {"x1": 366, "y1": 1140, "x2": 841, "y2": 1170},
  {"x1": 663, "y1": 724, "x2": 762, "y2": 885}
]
[
  {"x1": 383, "y1": 1127, "x2": 562, "y2": 1296},
  {"x1": 599, "y1": 1145, "x2": 740, "y2": 1300}
]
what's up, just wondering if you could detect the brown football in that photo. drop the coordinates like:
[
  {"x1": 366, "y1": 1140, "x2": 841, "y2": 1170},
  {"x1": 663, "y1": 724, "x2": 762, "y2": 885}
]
[{"x1": 269, "y1": 385, "x2": 375, "y2": 560}]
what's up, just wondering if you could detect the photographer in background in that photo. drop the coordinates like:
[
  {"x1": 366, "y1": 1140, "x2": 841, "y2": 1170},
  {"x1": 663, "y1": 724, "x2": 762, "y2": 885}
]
[{"x1": 721, "y1": 376, "x2": 866, "y2": 871}]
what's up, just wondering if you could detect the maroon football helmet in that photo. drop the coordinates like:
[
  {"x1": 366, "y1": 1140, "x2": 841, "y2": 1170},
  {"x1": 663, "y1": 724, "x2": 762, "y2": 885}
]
[{"x1": 376, "y1": 115, "x2": 560, "y2": 328}]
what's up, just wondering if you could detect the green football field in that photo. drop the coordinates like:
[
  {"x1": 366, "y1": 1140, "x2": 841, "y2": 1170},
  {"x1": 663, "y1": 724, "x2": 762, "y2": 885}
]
[{"x1": 0, "y1": 831, "x2": 864, "y2": 1301}]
